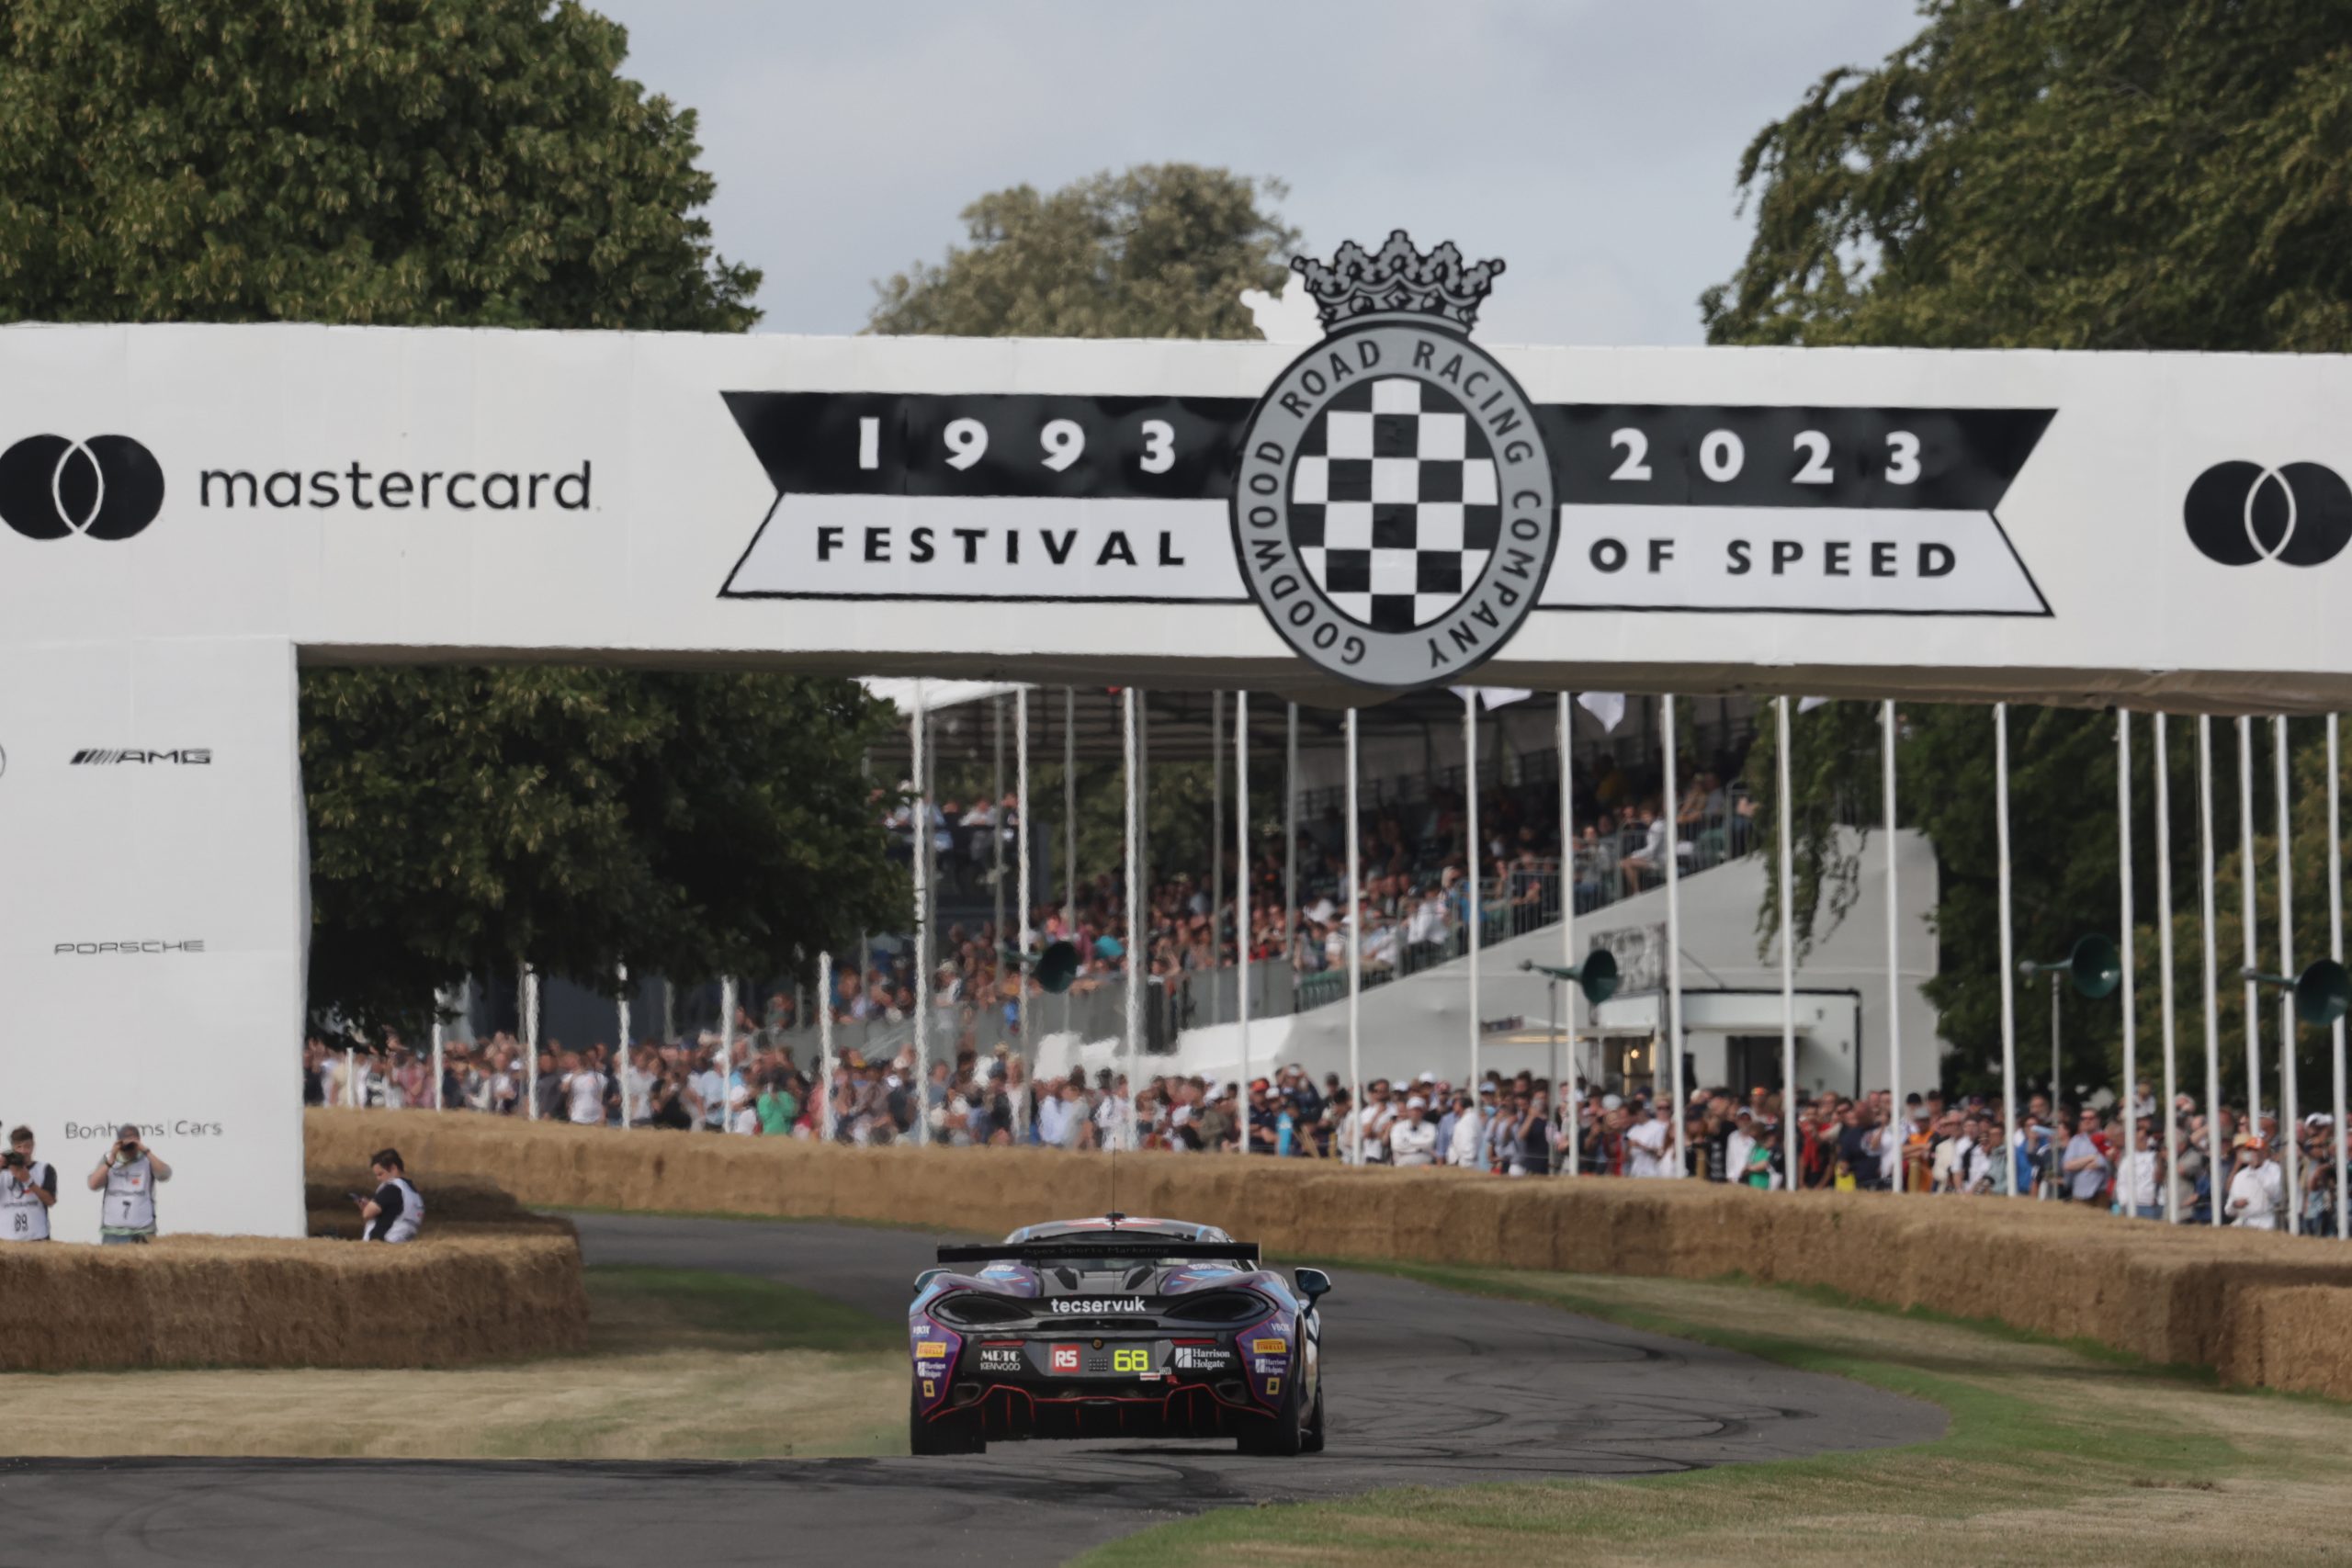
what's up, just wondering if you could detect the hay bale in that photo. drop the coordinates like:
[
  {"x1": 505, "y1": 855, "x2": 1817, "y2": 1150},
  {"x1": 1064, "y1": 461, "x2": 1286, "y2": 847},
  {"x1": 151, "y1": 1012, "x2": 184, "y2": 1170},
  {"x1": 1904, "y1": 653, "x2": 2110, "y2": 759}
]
[
  {"x1": 304, "y1": 1109, "x2": 2352, "y2": 1396},
  {"x1": 0, "y1": 1233, "x2": 584, "y2": 1371}
]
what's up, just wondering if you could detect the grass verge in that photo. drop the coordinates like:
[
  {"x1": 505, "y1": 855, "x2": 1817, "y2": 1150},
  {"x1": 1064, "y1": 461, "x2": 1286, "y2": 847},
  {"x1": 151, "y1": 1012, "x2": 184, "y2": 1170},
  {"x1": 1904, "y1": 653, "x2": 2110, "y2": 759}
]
[
  {"x1": 1082, "y1": 1266, "x2": 2352, "y2": 1568},
  {"x1": 0, "y1": 1265, "x2": 906, "y2": 1461}
]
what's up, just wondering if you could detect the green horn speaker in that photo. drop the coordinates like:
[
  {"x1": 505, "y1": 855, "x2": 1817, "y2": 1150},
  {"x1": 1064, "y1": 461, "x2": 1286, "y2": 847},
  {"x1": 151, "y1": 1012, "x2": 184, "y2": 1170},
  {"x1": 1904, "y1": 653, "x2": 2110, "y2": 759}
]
[
  {"x1": 2239, "y1": 959, "x2": 2349, "y2": 1027},
  {"x1": 2018, "y1": 933, "x2": 2120, "y2": 1000},
  {"x1": 2297, "y1": 960, "x2": 2352, "y2": 1027},
  {"x1": 1002, "y1": 940, "x2": 1082, "y2": 996},
  {"x1": 1519, "y1": 947, "x2": 1621, "y2": 1006}
]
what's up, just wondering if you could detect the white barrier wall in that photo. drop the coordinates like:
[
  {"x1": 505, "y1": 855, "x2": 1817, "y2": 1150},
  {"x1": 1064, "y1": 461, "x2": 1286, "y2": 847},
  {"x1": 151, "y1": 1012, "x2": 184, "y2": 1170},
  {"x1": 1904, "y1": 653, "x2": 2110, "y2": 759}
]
[{"x1": 0, "y1": 637, "x2": 306, "y2": 1241}]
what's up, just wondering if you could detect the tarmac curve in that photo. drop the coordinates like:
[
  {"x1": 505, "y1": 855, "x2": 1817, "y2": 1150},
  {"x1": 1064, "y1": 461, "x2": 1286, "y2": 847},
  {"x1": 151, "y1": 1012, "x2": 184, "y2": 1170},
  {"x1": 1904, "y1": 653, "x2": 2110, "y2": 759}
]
[{"x1": 0, "y1": 1213, "x2": 1942, "y2": 1566}]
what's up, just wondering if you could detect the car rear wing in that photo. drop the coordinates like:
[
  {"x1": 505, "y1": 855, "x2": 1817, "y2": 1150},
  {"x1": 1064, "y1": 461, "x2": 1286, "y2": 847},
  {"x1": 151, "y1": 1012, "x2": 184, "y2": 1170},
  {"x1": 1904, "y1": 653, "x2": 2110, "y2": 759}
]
[{"x1": 934, "y1": 1238, "x2": 1260, "y2": 1266}]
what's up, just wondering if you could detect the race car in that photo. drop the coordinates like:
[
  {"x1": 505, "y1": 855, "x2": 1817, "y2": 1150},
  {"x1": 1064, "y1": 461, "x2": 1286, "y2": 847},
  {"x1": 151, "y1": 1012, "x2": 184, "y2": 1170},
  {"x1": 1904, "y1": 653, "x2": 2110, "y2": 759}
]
[{"x1": 906, "y1": 1213, "x2": 1329, "y2": 1456}]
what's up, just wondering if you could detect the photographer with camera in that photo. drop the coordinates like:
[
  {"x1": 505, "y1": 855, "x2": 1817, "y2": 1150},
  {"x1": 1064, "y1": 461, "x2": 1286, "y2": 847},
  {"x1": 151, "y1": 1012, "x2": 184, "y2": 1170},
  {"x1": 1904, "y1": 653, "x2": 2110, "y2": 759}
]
[
  {"x1": 0, "y1": 1126, "x2": 57, "y2": 1243},
  {"x1": 353, "y1": 1147, "x2": 424, "y2": 1243},
  {"x1": 86, "y1": 1124, "x2": 171, "y2": 1245}
]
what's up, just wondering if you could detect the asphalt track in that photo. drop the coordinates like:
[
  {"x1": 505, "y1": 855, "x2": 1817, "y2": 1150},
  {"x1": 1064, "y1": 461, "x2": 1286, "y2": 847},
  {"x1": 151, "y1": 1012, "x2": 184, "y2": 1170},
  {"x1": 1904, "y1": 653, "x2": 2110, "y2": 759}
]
[{"x1": 0, "y1": 1214, "x2": 1942, "y2": 1566}]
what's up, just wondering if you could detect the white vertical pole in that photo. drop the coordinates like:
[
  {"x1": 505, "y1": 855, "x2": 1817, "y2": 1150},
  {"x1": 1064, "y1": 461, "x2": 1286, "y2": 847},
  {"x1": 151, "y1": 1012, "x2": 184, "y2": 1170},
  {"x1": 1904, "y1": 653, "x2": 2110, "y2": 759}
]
[
  {"x1": 2199, "y1": 716, "x2": 2225, "y2": 1226},
  {"x1": 1063, "y1": 687, "x2": 1078, "y2": 937},
  {"x1": 1065, "y1": 686, "x2": 1078, "y2": 1041},
  {"x1": 523, "y1": 963, "x2": 541, "y2": 1122},
  {"x1": 2156, "y1": 716, "x2": 2181, "y2": 1223},
  {"x1": 1663, "y1": 694, "x2": 1686, "y2": 1176},
  {"x1": 2120, "y1": 711, "x2": 2137, "y2": 1212},
  {"x1": 345, "y1": 1046, "x2": 359, "y2": 1110},
  {"x1": 1015, "y1": 686, "x2": 1032, "y2": 1105},
  {"x1": 1123, "y1": 686, "x2": 1143, "y2": 1151},
  {"x1": 910, "y1": 681, "x2": 929, "y2": 1147},
  {"x1": 1464, "y1": 692, "x2": 1482, "y2": 1091},
  {"x1": 1559, "y1": 691, "x2": 1577, "y2": 1176},
  {"x1": 1235, "y1": 690, "x2": 1251, "y2": 1149},
  {"x1": 1212, "y1": 691, "x2": 1226, "y2": 963},
  {"x1": 1285, "y1": 705, "x2": 1299, "y2": 976},
  {"x1": 1883, "y1": 700, "x2": 1902, "y2": 1118},
  {"x1": 1996, "y1": 703, "x2": 2019, "y2": 1196},
  {"x1": 2278, "y1": 716, "x2": 2299, "y2": 1233},
  {"x1": 1779, "y1": 696, "x2": 1798, "y2": 1193},
  {"x1": 431, "y1": 994, "x2": 446, "y2": 1111},
  {"x1": 2331, "y1": 714, "x2": 2346, "y2": 1239},
  {"x1": 818, "y1": 955, "x2": 835, "y2": 1142},
  {"x1": 718, "y1": 975, "x2": 737, "y2": 1135},
  {"x1": 616, "y1": 964, "x2": 631, "y2": 1128},
  {"x1": 1347, "y1": 708, "x2": 1363, "y2": 1164},
  {"x1": 2241, "y1": 715, "x2": 2264, "y2": 1127},
  {"x1": 991, "y1": 697, "x2": 1006, "y2": 958}
]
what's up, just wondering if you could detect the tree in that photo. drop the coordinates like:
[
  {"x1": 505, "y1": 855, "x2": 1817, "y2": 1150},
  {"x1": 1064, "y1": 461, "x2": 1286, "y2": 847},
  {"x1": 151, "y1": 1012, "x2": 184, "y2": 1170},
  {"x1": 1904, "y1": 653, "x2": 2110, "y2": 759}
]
[
  {"x1": 1709, "y1": 1, "x2": 2352, "y2": 1096},
  {"x1": 0, "y1": 0, "x2": 902, "y2": 1033},
  {"x1": 869, "y1": 164, "x2": 1297, "y2": 339}
]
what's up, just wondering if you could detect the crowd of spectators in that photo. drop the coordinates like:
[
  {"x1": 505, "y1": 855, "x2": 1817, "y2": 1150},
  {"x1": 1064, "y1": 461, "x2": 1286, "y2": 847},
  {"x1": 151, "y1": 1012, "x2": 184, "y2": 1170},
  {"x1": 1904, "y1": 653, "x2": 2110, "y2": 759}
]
[
  {"x1": 873, "y1": 741, "x2": 1755, "y2": 1018},
  {"x1": 312, "y1": 1032, "x2": 2347, "y2": 1235}
]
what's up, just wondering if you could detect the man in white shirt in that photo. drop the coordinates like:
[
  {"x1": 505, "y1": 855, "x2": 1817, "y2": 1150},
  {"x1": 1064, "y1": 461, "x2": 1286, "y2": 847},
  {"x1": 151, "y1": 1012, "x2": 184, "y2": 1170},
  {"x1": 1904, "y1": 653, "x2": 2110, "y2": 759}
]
[
  {"x1": 2116, "y1": 1122, "x2": 2164, "y2": 1218},
  {"x1": 691, "y1": 1047, "x2": 726, "y2": 1133},
  {"x1": 2227, "y1": 1136, "x2": 2279, "y2": 1229},
  {"x1": 1724, "y1": 1111, "x2": 1758, "y2": 1189},
  {"x1": 1625, "y1": 1102, "x2": 1673, "y2": 1178},
  {"x1": 1389, "y1": 1097, "x2": 1439, "y2": 1168},
  {"x1": 562, "y1": 1053, "x2": 608, "y2": 1126},
  {"x1": 1354, "y1": 1081, "x2": 1396, "y2": 1165},
  {"x1": 1444, "y1": 1093, "x2": 1483, "y2": 1167}
]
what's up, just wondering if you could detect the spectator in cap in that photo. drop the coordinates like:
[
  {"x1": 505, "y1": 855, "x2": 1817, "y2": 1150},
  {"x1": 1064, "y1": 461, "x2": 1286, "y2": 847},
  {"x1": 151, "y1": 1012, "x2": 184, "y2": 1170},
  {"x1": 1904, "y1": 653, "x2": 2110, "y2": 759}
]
[
  {"x1": 2227, "y1": 1136, "x2": 2279, "y2": 1229},
  {"x1": 1389, "y1": 1096, "x2": 1438, "y2": 1168}
]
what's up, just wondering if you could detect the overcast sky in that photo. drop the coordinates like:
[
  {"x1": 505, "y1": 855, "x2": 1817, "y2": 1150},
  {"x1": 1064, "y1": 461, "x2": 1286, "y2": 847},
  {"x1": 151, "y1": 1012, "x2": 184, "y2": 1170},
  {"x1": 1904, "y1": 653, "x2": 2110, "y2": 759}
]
[{"x1": 591, "y1": 1, "x2": 1924, "y2": 346}]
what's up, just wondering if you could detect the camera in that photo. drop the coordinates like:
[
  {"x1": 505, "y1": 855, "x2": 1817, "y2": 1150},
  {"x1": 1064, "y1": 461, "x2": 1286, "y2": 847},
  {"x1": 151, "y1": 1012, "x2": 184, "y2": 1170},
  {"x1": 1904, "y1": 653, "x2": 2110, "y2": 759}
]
[{"x1": 0, "y1": 1150, "x2": 23, "y2": 1171}]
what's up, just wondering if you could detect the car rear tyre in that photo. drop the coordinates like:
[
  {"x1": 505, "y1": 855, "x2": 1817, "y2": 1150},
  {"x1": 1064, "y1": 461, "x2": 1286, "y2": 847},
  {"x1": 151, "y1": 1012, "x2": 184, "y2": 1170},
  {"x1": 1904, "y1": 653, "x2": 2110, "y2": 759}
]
[
  {"x1": 909, "y1": 1383, "x2": 985, "y2": 1456},
  {"x1": 1301, "y1": 1387, "x2": 1326, "y2": 1454},
  {"x1": 1237, "y1": 1374, "x2": 1305, "y2": 1457}
]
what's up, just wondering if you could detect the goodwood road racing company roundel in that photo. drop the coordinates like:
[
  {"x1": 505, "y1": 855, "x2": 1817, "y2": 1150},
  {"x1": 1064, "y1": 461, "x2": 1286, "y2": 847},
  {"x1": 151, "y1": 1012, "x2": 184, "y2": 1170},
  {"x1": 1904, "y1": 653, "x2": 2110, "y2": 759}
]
[{"x1": 1232, "y1": 233, "x2": 1557, "y2": 689}]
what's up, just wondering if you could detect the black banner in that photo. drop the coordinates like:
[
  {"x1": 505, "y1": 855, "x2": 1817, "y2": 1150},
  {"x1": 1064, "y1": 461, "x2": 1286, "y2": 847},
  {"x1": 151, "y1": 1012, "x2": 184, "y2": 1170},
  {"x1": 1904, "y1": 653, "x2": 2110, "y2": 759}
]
[{"x1": 724, "y1": 391, "x2": 2050, "y2": 512}]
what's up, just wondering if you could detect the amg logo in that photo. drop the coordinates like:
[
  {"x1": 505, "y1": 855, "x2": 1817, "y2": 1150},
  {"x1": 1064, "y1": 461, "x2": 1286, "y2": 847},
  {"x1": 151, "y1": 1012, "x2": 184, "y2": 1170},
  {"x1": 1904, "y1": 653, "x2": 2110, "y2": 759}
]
[
  {"x1": 72, "y1": 749, "x2": 212, "y2": 765},
  {"x1": 1048, "y1": 1296, "x2": 1149, "y2": 1314}
]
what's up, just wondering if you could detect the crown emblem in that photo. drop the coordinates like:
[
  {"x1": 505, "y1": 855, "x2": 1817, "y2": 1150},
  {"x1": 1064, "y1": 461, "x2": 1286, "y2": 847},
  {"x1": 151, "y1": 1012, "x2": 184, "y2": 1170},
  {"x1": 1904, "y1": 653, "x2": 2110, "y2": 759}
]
[{"x1": 1289, "y1": 230, "x2": 1504, "y2": 335}]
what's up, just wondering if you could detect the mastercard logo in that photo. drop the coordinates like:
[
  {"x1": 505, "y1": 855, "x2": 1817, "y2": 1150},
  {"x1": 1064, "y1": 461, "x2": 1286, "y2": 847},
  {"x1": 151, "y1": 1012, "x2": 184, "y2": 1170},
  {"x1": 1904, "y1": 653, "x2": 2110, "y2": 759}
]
[
  {"x1": 2182, "y1": 460, "x2": 2352, "y2": 568},
  {"x1": 0, "y1": 434, "x2": 166, "y2": 542}
]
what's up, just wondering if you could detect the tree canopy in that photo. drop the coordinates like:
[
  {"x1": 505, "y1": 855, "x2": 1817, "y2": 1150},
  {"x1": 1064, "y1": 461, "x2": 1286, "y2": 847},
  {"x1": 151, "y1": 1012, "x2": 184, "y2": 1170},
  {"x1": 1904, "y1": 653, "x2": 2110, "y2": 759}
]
[
  {"x1": 1710, "y1": 0, "x2": 2352, "y2": 1097},
  {"x1": 868, "y1": 164, "x2": 1296, "y2": 340},
  {"x1": 0, "y1": 0, "x2": 902, "y2": 1033}
]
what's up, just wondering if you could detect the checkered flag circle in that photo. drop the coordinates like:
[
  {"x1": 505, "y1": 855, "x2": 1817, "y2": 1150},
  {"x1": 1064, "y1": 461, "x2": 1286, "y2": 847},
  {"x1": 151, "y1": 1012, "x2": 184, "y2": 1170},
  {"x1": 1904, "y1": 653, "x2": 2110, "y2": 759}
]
[{"x1": 1288, "y1": 377, "x2": 1501, "y2": 634}]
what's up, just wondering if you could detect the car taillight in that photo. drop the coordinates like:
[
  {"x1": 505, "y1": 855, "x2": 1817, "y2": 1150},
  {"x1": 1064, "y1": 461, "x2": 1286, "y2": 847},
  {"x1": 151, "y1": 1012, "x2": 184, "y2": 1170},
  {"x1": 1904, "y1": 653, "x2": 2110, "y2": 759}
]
[
  {"x1": 1162, "y1": 1291, "x2": 1269, "y2": 1323},
  {"x1": 931, "y1": 1292, "x2": 1030, "y2": 1326}
]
